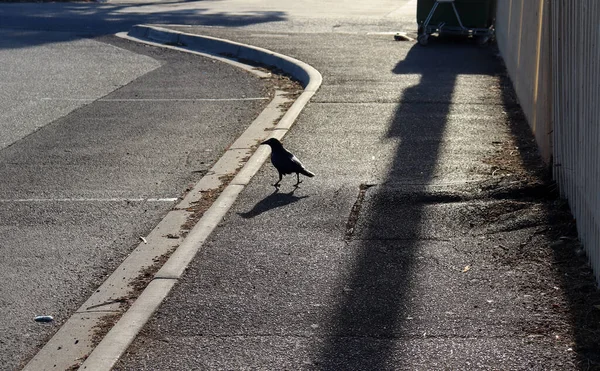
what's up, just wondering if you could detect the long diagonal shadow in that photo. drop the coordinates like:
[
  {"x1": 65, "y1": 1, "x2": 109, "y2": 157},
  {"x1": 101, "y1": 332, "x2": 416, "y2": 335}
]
[{"x1": 317, "y1": 40, "x2": 500, "y2": 369}]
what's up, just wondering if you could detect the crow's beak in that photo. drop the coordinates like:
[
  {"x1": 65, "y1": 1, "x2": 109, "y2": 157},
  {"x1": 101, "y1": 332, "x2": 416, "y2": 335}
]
[{"x1": 260, "y1": 139, "x2": 269, "y2": 145}]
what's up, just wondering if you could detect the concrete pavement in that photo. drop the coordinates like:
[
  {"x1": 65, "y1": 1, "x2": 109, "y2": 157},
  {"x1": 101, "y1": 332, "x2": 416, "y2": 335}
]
[{"x1": 110, "y1": 27, "x2": 600, "y2": 370}]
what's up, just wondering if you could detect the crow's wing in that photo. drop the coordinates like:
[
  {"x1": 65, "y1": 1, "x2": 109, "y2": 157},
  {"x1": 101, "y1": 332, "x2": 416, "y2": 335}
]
[
  {"x1": 291, "y1": 154, "x2": 315, "y2": 177},
  {"x1": 271, "y1": 149, "x2": 305, "y2": 175},
  {"x1": 290, "y1": 154, "x2": 306, "y2": 171}
]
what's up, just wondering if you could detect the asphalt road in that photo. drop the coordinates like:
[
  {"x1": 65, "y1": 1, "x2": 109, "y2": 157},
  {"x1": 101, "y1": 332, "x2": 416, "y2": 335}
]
[
  {"x1": 115, "y1": 17, "x2": 599, "y2": 371},
  {"x1": 0, "y1": 35, "x2": 271, "y2": 370},
  {"x1": 0, "y1": 0, "x2": 416, "y2": 368},
  {"x1": 0, "y1": 29, "x2": 160, "y2": 150}
]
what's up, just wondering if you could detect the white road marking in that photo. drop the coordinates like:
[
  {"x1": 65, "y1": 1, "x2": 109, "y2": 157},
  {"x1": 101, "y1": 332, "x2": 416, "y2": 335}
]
[{"x1": 41, "y1": 97, "x2": 269, "y2": 102}]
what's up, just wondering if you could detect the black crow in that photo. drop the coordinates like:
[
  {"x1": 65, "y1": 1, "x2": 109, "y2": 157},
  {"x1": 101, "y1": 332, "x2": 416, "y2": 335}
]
[{"x1": 261, "y1": 138, "x2": 315, "y2": 187}]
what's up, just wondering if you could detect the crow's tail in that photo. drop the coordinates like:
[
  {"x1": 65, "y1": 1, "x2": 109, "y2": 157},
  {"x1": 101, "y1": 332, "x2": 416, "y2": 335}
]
[{"x1": 300, "y1": 169, "x2": 315, "y2": 177}]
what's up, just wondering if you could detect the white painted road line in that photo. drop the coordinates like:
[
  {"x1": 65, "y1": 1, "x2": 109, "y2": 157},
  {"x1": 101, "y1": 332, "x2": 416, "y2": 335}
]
[{"x1": 41, "y1": 97, "x2": 270, "y2": 102}]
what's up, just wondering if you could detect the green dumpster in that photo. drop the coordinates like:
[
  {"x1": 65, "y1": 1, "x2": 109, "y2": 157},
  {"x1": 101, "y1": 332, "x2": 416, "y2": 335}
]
[{"x1": 417, "y1": 0, "x2": 496, "y2": 29}]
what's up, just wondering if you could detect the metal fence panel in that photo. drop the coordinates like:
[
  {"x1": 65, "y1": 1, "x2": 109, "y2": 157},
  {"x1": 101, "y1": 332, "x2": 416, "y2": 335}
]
[
  {"x1": 497, "y1": 0, "x2": 600, "y2": 283},
  {"x1": 552, "y1": 0, "x2": 600, "y2": 282}
]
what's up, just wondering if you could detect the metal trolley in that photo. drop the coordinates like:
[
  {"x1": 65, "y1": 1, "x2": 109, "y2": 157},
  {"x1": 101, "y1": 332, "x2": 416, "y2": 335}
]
[{"x1": 417, "y1": 0, "x2": 496, "y2": 46}]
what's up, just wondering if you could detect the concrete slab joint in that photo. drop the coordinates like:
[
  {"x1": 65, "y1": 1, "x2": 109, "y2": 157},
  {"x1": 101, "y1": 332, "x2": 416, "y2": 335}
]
[{"x1": 23, "y1": 25, "x2": 322, "y2": 371}]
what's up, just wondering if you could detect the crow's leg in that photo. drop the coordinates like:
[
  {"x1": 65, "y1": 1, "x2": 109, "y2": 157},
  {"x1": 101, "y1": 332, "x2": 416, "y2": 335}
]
[
  {"x1": 273, "y1": 172, "x2": 282, "y2": 187},
  {"x1": 294, "y1": 172, "x2": 303, "y2": 186}
]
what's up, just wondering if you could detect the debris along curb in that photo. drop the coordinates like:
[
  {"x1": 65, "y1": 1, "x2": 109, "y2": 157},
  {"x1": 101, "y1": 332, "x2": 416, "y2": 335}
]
[{"x1": 73, "y1": 27, "x2": 322, "y2": 370}]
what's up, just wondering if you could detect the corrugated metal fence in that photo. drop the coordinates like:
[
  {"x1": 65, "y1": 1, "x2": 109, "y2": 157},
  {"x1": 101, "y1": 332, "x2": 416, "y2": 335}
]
[
  {"x1": 553, "y1": 1, "x2": 600, "y2": 283},
  {"x1": 496, "y1": 0, "x2": 600, "y2": 283}
]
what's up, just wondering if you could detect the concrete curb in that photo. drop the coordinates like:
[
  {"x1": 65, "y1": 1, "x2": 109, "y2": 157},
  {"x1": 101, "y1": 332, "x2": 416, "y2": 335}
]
[{"x1": 77, "y1": 26, "x2": 322, "y2": 370}]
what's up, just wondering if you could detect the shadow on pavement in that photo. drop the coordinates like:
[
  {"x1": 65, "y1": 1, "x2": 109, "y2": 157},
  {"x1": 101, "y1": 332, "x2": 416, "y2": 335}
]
[
  {"x1": 311, "y1": 32, "x2": 600, "y2": 370},
  {"x1": 0, "y1": 2, "x2": 286, "y2": 49},
  {"x1": 316, "y1": 35, "x2": 600, "y2": 369},
  {"x1": 315, "y1": 39, "x2": 500, "y2": 369},
  {"x1": 239, "y1": 188, "x2": 309, "y2": 219}
]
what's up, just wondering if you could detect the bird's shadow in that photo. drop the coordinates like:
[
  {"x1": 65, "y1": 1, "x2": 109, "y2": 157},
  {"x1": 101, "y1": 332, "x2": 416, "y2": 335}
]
[{"x1": 238, "y1": 187, "x2": 309, "y2": 219}]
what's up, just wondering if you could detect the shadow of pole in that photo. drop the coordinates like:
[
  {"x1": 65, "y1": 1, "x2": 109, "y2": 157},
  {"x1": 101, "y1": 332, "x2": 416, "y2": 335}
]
[{"x1": 316, "y1": 40, "x2": 498, "y2": 369}]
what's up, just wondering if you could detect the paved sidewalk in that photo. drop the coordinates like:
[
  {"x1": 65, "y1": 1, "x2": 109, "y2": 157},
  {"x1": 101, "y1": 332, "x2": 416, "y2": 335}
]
[{"x1": 115, "y1": 30, "x2": 600, "y2": 370}]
